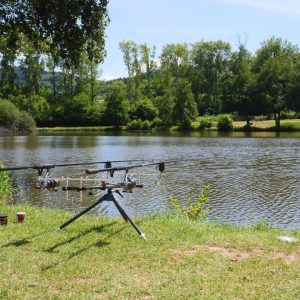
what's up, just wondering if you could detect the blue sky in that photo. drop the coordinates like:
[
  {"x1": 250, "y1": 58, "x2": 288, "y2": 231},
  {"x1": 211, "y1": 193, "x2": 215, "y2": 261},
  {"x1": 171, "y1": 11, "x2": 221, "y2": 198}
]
[{"x1": 100, "y1": 0, "x2": 300, "y2": 80}]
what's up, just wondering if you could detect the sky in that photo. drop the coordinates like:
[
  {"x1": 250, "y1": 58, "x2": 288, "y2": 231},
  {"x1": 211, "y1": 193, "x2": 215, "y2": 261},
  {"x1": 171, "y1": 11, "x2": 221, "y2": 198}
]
[{"x1": 100, "y1": 0, "x2": 300, "y2": 80}]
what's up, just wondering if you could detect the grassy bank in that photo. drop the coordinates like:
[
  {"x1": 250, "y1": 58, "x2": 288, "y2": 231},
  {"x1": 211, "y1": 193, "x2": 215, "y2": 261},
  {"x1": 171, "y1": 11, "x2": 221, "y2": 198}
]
[
  {"x1": 37, "y1": 126, "x2": 125, "y2": 132},
  {"x1": 234, "y1": 119, "x2": 300, "y2": 131},
  {"x1": 0, "y1": 204, "x2": 299, "y2": 299},
  {"x1": 37, "y1": 119, "x2": 300, "y2": 133}
]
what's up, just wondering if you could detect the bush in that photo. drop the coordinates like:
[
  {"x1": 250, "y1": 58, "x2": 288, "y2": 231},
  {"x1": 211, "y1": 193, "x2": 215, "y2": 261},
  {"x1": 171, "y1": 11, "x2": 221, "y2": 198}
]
[
  {"x1": 141, "y1": 120, "x2": 151, "y2": 130},
  {"x1": 127, "y1": 119, "x2": 152, "y2": 130},
  {"x1": 130, "y1": 98, "x2": 158, "y2": 121},
  {"x1": 0, "y1": 99, "x2": 36, "y2": 131},
  {"x1": 217, "y1": 114, "x2": 233, "y2": 131},
  {"x1": 127, "y1": 119, "x2": 143, "y2": 130},
  {"x1": 170, "y1": 183, "x2": 210, "y2": 221},
  {"x1": 198, "y1": 115, "x2": 213, "y2": 130}
]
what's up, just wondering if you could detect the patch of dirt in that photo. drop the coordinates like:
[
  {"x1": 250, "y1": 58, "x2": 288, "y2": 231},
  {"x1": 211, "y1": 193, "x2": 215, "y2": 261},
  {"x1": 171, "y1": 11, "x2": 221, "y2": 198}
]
[
  {"x1": 271, "y1": 252, "x2": 299, "y2": 263},
  {"x1": 172, "y1": 245, "x2": 250, "y2": 261},
  {"x1": 172, "y1": 245, "x2": 300, "y2": 264}
]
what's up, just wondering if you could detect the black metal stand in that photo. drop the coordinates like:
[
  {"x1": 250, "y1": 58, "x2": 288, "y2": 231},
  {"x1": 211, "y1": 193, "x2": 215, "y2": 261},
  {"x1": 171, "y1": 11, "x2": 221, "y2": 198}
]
[{"x1": 56, "y1": 188, "x2": 146, "y2": 240}]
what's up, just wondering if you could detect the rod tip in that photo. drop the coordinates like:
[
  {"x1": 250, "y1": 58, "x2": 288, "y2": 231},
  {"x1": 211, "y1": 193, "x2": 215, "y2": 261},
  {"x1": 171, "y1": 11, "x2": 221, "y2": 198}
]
[{"x1": 54, "y1": 227, "x2": 61, "y2": 233}]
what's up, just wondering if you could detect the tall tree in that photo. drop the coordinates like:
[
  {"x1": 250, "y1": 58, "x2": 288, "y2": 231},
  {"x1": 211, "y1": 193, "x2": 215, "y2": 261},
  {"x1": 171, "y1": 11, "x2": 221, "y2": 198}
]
[
  {"x1": 103, "y1": 80, "x2": 129, "y2": 128},
  {"x1": 173, "y1": 79, "x2": 197, "y2": 128},
  {"x1": 254, "y1": 37, "x2": 298, "y2": 129},
  {"x1": 160, "y1": 43, "x2": 190, "y2": 85},
  {"x1": 222, "y1": 45, "x2": 256, "y2": 127},
  {"x1": 191, "y1": 41, "x2": 231, "y2": 114}
]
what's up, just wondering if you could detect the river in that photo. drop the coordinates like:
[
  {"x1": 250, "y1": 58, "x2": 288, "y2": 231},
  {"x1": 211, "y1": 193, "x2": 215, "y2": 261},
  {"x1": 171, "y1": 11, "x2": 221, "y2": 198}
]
[{"x1": 0, "y1": 131, "x2": 299, "y2": 229}]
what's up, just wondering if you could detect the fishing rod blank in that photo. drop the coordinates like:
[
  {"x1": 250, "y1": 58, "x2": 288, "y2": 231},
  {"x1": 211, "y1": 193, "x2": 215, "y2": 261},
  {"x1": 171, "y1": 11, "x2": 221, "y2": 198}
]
[{"x1": 0, "y1": 159, "x2": 151, "y2": 172}]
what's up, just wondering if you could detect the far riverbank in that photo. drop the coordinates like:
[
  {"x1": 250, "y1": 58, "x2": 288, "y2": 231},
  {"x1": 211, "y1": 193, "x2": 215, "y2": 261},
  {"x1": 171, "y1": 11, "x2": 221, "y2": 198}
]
[{"x1": 37, "y1": 118, "x2": 300, "y2": 133}]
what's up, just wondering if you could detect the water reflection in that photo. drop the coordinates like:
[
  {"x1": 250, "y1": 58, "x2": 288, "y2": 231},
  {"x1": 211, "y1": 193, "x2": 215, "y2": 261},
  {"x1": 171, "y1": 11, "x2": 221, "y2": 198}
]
[{"x1": 0, "y1": 133, "x2": 299, "y2": 229}]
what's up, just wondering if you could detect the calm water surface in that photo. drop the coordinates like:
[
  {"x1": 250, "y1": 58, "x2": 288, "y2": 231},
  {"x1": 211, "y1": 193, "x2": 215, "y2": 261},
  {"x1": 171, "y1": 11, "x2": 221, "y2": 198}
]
[{"x1": 0, "y1": 131, "x2": 299, "y2": 229}]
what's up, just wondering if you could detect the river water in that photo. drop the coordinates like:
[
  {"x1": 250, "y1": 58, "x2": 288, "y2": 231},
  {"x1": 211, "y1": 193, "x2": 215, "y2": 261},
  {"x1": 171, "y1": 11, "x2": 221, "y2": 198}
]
[{"x1": 0, "y1": 131, "x2": 299, "y2": 229}]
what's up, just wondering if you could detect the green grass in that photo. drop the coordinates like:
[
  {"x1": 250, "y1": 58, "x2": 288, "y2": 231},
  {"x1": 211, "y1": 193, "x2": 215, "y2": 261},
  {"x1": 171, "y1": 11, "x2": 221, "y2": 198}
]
[
  {"x1": 0, "y1": 204, "x2": 299, "y2": 299},
  {"x1": 37, "y1": 126, "x2": 125, "y2": 132},
  {"x1": 37, "y1": 119, "x2": 300, "y2": 133},
  {"x1": 234, "y1": 119, "x2": 300, "y2": 131},
  {"x1": 0, "y1": 164, "x2": 12, "y2": 202}
]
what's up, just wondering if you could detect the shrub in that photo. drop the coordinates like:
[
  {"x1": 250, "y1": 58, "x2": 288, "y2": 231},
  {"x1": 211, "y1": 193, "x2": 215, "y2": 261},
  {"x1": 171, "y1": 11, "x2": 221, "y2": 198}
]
[
  {"x1": 127, "y1": 118, "x2": 144, "y2": 130},
  {"x1": 141, "y1": 120, "x2": 151, "y2": 130},
  {"x1": 130, "y1": 98, "x2": 158, "y2": 121},
  {"x1": 0, "y1": 99, "x2": 36, "y2": 131},
  {"x1": 170, "y1": 183, "x2": 210, "y2": 221},
  {"x1": 217, "y1": 114, "x2": 233, "y2": 131},
  {"x1": 198, "y1": 115, "x2": 213, "y2": 130}
]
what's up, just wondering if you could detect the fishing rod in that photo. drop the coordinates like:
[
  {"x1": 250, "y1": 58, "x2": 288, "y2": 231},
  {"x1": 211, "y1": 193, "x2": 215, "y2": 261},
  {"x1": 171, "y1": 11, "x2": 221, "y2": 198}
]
[
  {"x1": 59, "y1": 158, "x2": 200, "y2": 238},
  {"x1": 85, "y1": 159, "x2": 198, "y2": 176},
  {"x1": 0, "y1": 159, "x2": 153, "y2": 191},
  {"x1": 0, "y1": 159, "x2": 150, "y2": 173}
]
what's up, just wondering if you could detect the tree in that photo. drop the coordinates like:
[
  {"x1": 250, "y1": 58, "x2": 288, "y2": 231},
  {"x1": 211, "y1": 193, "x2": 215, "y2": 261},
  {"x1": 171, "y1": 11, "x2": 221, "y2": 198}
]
[
  {"x1": 103, "y1": 81, "x2": 129, "y2": 127},
  {"x1": 256, "y1": 57, "x2": 294, "y2": 129},
  {"x1": 0, "y1": 0, "x2": 109, "y2": 67},
  {"x1": 0, "y1": 35, "x2": 19, "y2": 98},
  {"x1": 254, "y1": 37, "x2": 298, "y2": 129},
  {"x1": 288, "y1": 60, "x2": 300, "y2": 112},
  {"x1": 160, "y1": 43, "x2": 190, "y2": 86},
  {"x1": 191, "y1": 41, "x2": 231, "y2": 114},
  {"x1": 173, "y1": 79, "x2": 197, "y2": 128},
  {"x1": 130, "y1": 98, "x2": 158, "y2": 121},
  {"x1": 156, "y1": 88, "x2": 175, "y2": 124},
  {"x1": 222, "y1": 45, "x2": 256, "y2": 128},
  {"x1": 140, "y1": 43, "x2": 156, "y2": 97}
]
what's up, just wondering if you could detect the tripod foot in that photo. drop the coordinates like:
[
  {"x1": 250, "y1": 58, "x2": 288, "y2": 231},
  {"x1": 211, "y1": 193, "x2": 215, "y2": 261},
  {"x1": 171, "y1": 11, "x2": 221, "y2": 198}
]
[{"x1": 140, "y1": 233, "x2": 147, "y2": 240}]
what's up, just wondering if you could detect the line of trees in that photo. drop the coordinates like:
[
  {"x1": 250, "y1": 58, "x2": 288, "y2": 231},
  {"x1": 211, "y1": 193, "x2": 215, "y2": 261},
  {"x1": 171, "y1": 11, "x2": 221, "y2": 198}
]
[
  {"x1": 114, "y1": 37, "x2": 300, "y2": 130},
  {"x1": 1, "y1": 35, "x2": 300, "y2": 129},
  {"x1": 0, "y1": 0, "x2": 109, "y2": 128}
]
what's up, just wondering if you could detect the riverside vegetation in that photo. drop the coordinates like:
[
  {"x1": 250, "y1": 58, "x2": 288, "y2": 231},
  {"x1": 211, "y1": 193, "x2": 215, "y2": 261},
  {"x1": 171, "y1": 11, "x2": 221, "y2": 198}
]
[
  {"x1": 1, "y1": 2, "x2": 300, "y2": 132},
  {"x1": 0, "y1": 168, "x2": 300, "y2": 299}
]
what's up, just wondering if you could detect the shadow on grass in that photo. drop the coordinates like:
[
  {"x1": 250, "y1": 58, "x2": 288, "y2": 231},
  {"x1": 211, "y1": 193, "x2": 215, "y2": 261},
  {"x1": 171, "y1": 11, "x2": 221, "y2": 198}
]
[
  {"x1": 1, "y1": 230, "x2": 51, "y2": 248},
  {"x1": 42, "y1": 226, "x2": 126, "y2": 271},
  {"x1": 46, "y1": 221, "x2": 117, "y2": 253}
]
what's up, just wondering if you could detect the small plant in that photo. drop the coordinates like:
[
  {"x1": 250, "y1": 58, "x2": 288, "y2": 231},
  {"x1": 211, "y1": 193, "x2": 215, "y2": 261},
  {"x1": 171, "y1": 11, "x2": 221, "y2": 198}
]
[
  {"x1": 170, "y1": 183, "x2": 210, "y2": 220},
  {"x1": 217, "y1": 114, "x2": 233, "y2": 131},
  {"x1": 198, "y1": 115, "x2": 213, "y2": 130},
  {"x1": 0, "y1": 163, "x2": 12, "y2": 202}
]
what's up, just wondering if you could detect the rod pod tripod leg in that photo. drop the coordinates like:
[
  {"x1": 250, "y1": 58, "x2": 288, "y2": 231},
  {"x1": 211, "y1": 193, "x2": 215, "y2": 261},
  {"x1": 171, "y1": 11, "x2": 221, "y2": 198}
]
[{"x1": 55, "y1": 189, "x2": 146, "y2": 240}]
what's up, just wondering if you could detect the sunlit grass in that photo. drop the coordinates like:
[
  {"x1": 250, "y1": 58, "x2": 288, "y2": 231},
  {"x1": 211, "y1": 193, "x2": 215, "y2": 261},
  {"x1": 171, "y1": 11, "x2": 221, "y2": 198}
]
[
  {"x1": 234, "y1": 119, "x2": 300, "y2": 130},
  {"x1": 0, "y1": 204, "x2": 299, "y2": 299}
]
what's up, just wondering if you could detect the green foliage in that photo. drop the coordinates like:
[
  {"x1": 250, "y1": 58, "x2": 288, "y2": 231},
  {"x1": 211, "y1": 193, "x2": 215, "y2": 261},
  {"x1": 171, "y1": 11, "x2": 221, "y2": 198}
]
[
  {"x1": 150, "y1": 117, "x2": 168, "y2": 129},
  {"x1": 130, "y1": 98, "x2": 158, "y2": 121},
  {"x1": 170, "y1": 183, "x2": 210, "y2": 220},
  {"x1": 0, "y1": 0, "x2": 109, "y2": 67},
  {"x1": 103, "y1": 81, "x2": 129, "y2": 127},
  {"x1": 198, "y1": 115, "x2": 213, "y2": 130},
  {"x1": 173, "y1": 79, "x2": 197, "y2": 128},
  {"x1": 12, "y1": 93, "x2": 50, "y2": 124},
  {"x1": 127, "y1": 119, "x2": 151, "y2": 130},
  {"x1": 217, "y1": 114, "x2": 233, "y2": 131},
  {"x1": 0, "y1": 163, "x2": 12, "y2": 202},
  {"x1": 0, "y1": 99, "x2": 35, "y2": 131}
]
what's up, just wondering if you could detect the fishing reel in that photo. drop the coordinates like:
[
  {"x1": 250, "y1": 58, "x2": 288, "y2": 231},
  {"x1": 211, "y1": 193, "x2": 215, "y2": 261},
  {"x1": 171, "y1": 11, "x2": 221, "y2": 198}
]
[{"x1": 34, "y1": 167, "x2": 60, "y2": 191}]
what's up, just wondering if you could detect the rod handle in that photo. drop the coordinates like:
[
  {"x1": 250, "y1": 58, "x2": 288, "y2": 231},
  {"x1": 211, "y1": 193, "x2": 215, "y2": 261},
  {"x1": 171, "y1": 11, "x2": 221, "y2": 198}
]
[
  {"x1": 85, "y1": 169, "x2": 100, "y2": 174},
  {"x1": 136, "y1": 184, "x2": 144, "y2": 188}
]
